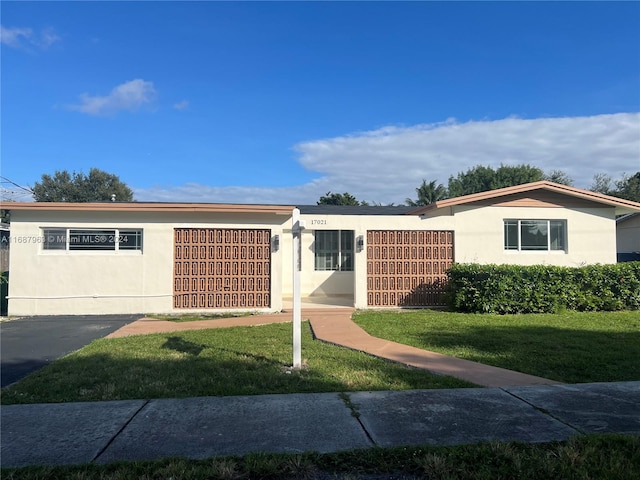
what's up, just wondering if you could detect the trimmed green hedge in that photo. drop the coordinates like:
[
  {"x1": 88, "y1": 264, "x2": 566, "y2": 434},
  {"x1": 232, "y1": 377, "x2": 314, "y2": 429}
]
[
  {"x1": 0, "y1": 271, "x2": 7, "y2": 316},
  {"x1": 446, "y1": 262, "x2": 640, "y2": 314}
]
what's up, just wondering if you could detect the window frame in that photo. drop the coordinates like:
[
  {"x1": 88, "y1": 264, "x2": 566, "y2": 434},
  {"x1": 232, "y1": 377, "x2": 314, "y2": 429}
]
[
  {"x1": 42, "y1": 227, "x2": 143, "y2": 253},
  {"x1": 503, "y1": 219, "x2": 567, "y2": 252},
  {"x1": 314, "y1": 230, "x2": 354, "y2": 271}
]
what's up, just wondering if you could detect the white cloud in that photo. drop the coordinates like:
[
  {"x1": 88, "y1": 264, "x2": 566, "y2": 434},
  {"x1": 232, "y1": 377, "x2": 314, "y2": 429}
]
[
  {"x1": 173, "y1": 100, "x2": 189, "y2": 111},
  {"x1": 68, "y1": 79, "x2": 157, "y2": 116},
  {"x1": 0, "y1": 25, "x2": 60, "y2": 50},
  {"x1": 39, "y1": 27, "x2": 61, "y2": 49},
  {"x1": 0, "y1": 26, "x2": 32, "y2": 48},
  {"x1": 134, "y1": 113, "x2": 640, "y2": 204}
]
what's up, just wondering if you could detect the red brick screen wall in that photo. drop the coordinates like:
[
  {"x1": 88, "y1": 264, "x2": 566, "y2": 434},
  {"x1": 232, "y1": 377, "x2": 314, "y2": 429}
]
[
  {"x1": 366, "y1": 230, "x2": 454, "y2": 307},
  {"x1": 173, "y1": 228, "x2": 271, "y2": 309}
]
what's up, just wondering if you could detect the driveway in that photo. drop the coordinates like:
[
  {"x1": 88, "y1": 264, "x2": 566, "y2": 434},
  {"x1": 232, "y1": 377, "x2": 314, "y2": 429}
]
[{"x1": 1, "y1": 315, "x2": 141, "y2": 387}]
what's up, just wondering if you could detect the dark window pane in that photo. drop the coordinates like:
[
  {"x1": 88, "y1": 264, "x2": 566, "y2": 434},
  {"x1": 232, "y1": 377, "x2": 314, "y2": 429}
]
[
  {"x1": 504, "y1": 220, "x2": 518, "y2": 250},
  {"x1": 520, "y1": 221, "x2": 548, "y2": 250},
  {"x1": 341, "y1": 230, "x2": 354, "y2": 250},
  {"x1": 340, "y1": 230, "x2": 354, "y2": 271},
  {"x1": 69, "y1": 229, "x2": 116, "y2": 250},
  {"x1": 341, "y1": 252, "x2": 353, "y2": 271},
  {"x1": 119, "y1": 230, "x2": 143, "y2": 250},
  {"x1": 550, "y1": 221, "x2": 566, "y2": 251},
  {"x1": 43, "y1": 228, "x2": 67, "y2": 250},
  {"x1": 314, "y1": 230, "x2": 353, "y2": 271}
]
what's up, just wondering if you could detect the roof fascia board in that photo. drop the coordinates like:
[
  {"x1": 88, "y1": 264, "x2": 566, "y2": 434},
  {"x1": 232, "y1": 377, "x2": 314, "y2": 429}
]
[
  {"x1": 408, "y1": 181, "x2": 640, "y2": 215},
  {"x1": 2, "y1": 202, "x2": 295, "y2": 215}
]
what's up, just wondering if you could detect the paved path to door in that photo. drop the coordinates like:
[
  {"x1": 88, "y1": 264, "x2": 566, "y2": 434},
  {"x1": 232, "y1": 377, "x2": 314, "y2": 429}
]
[{"x1": 109, "y1": 308, "x2": 559, "y2": 388}]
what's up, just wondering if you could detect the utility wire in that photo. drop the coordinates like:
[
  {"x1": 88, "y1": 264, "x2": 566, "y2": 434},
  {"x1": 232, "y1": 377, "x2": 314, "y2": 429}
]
[{"x1": 0, "y1": 176, "x2": 33, "y2": 194}]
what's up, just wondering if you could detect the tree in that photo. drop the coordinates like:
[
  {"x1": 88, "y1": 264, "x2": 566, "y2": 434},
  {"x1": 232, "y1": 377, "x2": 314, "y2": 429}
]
[
  {"x1": 447, "y1": 164, "x2": 545, "y2": 198},
  {"x1": 590, "y1": 172, "x2": 640, "y2": 202},
  {"x1": 612, "y1": 172, "x2": 640, "y2": 202},
  {"x1": 1, "y1": 204, "x2": 11, "y2": 224},
  {"x1": 590, "y1": 173, "x2": 613, "y2": 195},
  {"x1": 405, "y1": 180, "x2": 448, "y2": 206},
  {"x1": 32, "y1": 168, "x2": 134, "y2": 202},
  {"x1": 494, "y1": 164, "x2": 545, "y2": 188},
  {"x1": 447, "y1": 165, "x2": 495, "y2": 198},
  {"x1": 543, "y1": 170, "x2": 573, "y2": 186},
  {"x1": 317, "y1": 192, "x2": 366, "y2": 206}
]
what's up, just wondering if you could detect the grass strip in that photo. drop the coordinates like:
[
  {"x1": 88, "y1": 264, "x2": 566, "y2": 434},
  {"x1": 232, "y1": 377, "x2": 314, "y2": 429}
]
[{"x1": 2, "y1": 434, "x2": 638, "y2": 479}]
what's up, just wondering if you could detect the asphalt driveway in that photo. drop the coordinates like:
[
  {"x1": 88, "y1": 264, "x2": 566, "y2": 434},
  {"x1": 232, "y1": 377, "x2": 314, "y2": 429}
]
[{"x1": 1, "y1": 315, "x2": 141, "y2": 387}]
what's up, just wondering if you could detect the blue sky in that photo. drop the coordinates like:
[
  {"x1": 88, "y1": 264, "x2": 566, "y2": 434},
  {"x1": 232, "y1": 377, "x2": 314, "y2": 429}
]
[{"x1": 2, "y1": 1, "x2": 639, "y2": 205}]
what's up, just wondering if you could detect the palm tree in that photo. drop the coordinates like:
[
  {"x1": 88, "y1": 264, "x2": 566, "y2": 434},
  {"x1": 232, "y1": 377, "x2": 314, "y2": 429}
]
[{"x1": 406, "y1": 180, "x2": 448, "y2": 206}]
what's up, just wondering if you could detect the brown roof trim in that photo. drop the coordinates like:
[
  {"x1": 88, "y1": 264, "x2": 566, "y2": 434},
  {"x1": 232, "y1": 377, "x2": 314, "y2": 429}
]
[
  {"x1": 408, "y1": 181, "x2": 640, "y2": 215},
  {"x1": 2, "y1": 202, "x2": 295, "y2": 215}
]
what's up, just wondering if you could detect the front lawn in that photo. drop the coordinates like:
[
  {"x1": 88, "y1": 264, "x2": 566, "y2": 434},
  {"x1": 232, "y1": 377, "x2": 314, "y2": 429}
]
[
  {"x1": 1, "y1": 321, "x2": 472, "y2": 404},
  {"x1": 352, "y1": 310, "x2": 640, "y2": 383}
]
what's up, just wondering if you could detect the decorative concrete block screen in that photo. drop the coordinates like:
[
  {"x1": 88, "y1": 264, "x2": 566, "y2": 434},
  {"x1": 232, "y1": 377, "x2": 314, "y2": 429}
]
[
  {"x1": 173, "y1": 228, "x2": 271, "y2": 309},
  {"x1": 366, "y1": 230, "x2": 454, "y2": 307}
]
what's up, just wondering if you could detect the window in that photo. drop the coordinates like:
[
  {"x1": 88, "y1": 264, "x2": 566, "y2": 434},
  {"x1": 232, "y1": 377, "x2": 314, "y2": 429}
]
[
  {"x1": 69, "y1": 229, "x2": 116, "y2": 250},
  {"x1": 314, "y1": 230, "x2": 354, "y2": 271},
  {"x1": 504, "y1": 220, "x2": 566, "y2": 252},
  {"x1": 43, "y1": 228, "x2": 67, "y2": 250},
  {"x1": 42, "y1": 228, "x2": 143, "y2": 252}
]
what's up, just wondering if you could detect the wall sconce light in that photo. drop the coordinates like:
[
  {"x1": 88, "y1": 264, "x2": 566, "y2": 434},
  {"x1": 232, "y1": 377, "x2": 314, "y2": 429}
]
[
  {"x1": 356, "y1": 235, "x2": 364, "y2": 252},
  {"x1": 272, "y1": 234, "x2": 280, "y2": 252}
]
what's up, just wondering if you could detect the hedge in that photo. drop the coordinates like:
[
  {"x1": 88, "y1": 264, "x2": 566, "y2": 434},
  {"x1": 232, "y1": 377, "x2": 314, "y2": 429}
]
[
  {"x1": 446, "y1": 262, "x2": 640, "y2": 314},
  {"x1": 0, "y1": 271, "x2": 7, "y2": 316}
]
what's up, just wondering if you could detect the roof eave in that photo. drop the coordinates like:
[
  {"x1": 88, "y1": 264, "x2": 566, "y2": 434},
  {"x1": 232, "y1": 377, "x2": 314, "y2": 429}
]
[
  {"x1": 2, "y1": 202, "x2": 295, "y2": 215},
  {"x1": 408, "y1": 181, "x2": 640, "y2": 215}
]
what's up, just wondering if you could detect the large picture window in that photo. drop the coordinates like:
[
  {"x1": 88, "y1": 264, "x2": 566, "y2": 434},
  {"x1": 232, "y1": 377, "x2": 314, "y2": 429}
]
[
  {"x1": 314, "y1": 230, "x2": 354, "y2": 271},
  {"x1": 42, "y1": 228, "x2": 143, "y2": 252},
  {"x1": 504, "y1": 220, "x2": 566, "y2": 252}
]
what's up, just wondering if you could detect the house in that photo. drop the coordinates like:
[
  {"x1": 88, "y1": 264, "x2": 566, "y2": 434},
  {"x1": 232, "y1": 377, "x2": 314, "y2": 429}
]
[
  {"x1": 4, "y1": 181, "x2": 640, "y2": 316},
  {"x1": 616, "y1": 213, "x2": 640, "y2": 262}
]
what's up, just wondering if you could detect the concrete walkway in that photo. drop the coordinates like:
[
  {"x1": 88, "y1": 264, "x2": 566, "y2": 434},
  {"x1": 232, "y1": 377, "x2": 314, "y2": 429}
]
[
  {"x1": 304, "y1": 308, "x2": 560, "y2": 387},
  {"x1": 2, "y1": 382, "x2": 639, "y2": 468},
  {"x1": 108, "y1": 308, "x2": 559, "y2": 387},
  {"x1": 106, "y1": 312, "x2": 294, "y2": 338}
]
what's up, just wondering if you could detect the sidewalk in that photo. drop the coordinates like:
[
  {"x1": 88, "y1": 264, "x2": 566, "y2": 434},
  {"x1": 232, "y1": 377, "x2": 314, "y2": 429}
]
[{"x1": 2, "y1": 382, "x2": 639, "y2": 468}]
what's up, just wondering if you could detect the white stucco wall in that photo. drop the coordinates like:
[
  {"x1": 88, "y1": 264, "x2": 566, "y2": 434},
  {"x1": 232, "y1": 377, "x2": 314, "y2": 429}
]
[
  {"x1": 281, "y1": 205, "x2": 618, "y2": 308},
  {"x1": 8, "y1": 210, "x2": 289, "y2": 316},
  {"x1": 449, "y1": 205, "x2": 618, "y2": 266},
  {"x1": 282, "y1": 213, "x2": 455, "y2": 308},
  {"x1": 617, "y1": 214, "x2": 640, "y2": 253},
  {"x1": 8, "y1": 202, "x2": 621, "y2": 315}
]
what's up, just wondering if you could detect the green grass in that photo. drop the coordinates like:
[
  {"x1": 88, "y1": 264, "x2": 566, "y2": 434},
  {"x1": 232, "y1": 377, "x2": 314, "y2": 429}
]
[
  {"x1": 1, "y1": 322, "x2": 473, "y2": 404},
  {"x1": 2, "y1": 435, "x2": 638, "y2": 479},
  {"x1": 352, "y1": 310, "x2": 640, "y2": 383}
]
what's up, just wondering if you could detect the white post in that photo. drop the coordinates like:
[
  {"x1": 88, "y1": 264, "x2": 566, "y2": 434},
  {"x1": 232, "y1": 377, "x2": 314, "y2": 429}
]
[{"x1": 292, "y1": 208, "x2": 302, "y2": 369}]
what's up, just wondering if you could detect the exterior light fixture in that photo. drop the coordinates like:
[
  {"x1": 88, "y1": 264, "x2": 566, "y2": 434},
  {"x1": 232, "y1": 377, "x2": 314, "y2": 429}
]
[
  {"x1": 356, "y1": 235, "x2": 364, "y2": 252},
  {"x1": 272, "y1": 234, "x2": 280, "y2": 252}
]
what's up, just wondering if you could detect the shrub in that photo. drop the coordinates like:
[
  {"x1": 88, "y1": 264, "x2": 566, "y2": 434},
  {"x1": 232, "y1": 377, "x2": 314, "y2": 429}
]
[{"x1": 446, "y1": 262, "x2": 640, "y2": 314}]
